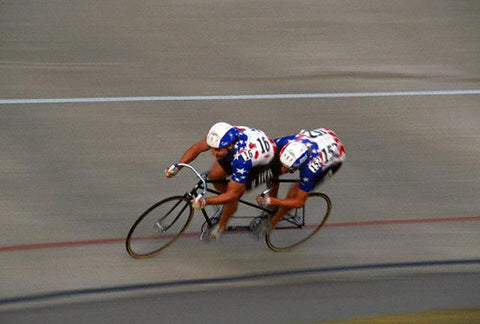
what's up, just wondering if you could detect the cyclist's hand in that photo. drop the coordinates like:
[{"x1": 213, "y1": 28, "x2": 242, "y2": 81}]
[
  {"x1": 256, "y1": 194, "x2": 271, "y2": 208},
  {"x1": 191, "y1": 195, "x2": 206, "y2": 209},
  {"x1": 165, "y1": 163, "x2": 179, "y2": 178}
]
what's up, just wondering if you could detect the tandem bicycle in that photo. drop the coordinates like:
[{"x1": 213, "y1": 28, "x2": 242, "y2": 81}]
[{"x1": 126, "y1": 163, "x2": 331, "y2": 258}]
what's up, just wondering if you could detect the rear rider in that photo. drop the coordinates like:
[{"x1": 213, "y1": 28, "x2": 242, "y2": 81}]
[
  {"x1": 254, "y1": 128, "x2": 345, "y2": 237},
  {"x1": 165, "y1": 122, "x2": 276, "y2": 240}
]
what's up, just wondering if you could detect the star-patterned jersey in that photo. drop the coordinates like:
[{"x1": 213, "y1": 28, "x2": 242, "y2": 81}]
[
  {"x1": 275, "y1": 128, "x2": 345, "y2": 192},
  {"x1": 225, "y1": 126, "x2": 276, "y2": 184}
]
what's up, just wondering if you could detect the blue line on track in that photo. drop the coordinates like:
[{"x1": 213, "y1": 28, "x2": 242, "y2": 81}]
[
  {"x1": 1, "y1": 89, "x2": 480, "y2": 105},
  {"x1": 1, "y1": 259, "x2": 479, "y2": 305}
]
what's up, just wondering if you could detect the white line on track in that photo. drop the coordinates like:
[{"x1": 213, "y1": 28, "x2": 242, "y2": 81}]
[{"x1": 1, "y1": 89, "x2": 479, "y2": 105}]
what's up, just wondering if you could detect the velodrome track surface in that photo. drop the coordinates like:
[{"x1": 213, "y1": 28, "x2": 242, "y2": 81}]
[{"x1": 1, "y1": 1, "x2": 479, "y2": 322}]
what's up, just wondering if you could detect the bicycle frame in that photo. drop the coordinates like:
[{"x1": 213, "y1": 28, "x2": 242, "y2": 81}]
[{"x1": 177, "y1": 163, "x2": 305, "y2": 232}]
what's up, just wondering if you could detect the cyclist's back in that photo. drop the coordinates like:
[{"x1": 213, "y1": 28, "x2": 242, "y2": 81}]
[{"x1": 220, "y1": 126, "x2": 276, "y2": 186}]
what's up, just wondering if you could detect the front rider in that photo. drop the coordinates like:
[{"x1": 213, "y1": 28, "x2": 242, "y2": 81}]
[
  {"x1": 254, "y1": 128, "x2": 346, "y2": 236},
  {"x1": 165, "y1": 122, "x2": 276, "y2": 240}
]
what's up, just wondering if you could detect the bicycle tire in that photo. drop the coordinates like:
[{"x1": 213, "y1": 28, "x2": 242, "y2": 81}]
[
  {"x1": 126, "y1": 195, "x2": 194, "y2": 259},
  {"x1": 265, "y1": 192, "x2": 331, "y2": 252}
]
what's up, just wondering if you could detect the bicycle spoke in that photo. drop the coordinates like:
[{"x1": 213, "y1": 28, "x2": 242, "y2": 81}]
[
  {"x1": 157, "y1": 198, "x2": 184, "y2": 223},
  {"x1": 158, "y1": 201, "x2": 190, "y2": 232},
  {"x1": 126, "y1": 196, "x2": 193, "y2": 258}
]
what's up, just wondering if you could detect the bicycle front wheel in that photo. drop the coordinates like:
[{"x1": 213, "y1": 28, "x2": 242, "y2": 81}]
[
  {"x1": 126, "y1": 196, "x2": 194, "y2": 259},
  {"x1": 266, "y1": 192, "x2": 331, "y2": 252}
]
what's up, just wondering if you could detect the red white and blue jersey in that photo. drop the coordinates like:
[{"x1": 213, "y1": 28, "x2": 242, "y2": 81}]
[
  {"x1": 275, "y1": 128, "x2": 345, "y2": 192},
  {"x1": 227, "y1": 126, "x2": 276, "y2": 184}
]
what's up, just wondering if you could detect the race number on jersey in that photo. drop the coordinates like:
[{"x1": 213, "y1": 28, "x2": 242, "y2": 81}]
[
  {"x1": 236, "y1": 127, "x2": 276, "y2": 167},
  {"x1": 298, "y1": 128, "x2": 345, "y2": 172}
]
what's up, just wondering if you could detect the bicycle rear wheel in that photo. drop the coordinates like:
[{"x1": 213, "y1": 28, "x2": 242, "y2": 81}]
[
  {"x1": 126, "y1": 196, "x2": 194, "y2": 259},
  {"x1": 266, "y1": 192, "x2": 331, "y2": 252}
]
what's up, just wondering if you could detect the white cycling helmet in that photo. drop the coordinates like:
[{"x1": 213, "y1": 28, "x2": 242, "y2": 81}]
[
  {"x1": 279, "y1": 141, "x2": 311, "y2": 171},
  {"x1": 206, "y1": 122, "x2": 238, "y2": 149}
]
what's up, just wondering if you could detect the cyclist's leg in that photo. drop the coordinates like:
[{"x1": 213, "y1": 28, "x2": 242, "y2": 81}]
[
  {"x1": 207, "y1": 160, "x2": 230, "y2": 193},
  {"x1": 218, "y1": 195, "x2": 241, "y2": 228},
  {"x1": 268, "y1": 182, "x2": 280, "y2": 198},
  {"x1": 270, "y1": 182, "x2": 300, "y2": 227},
  {"x1": 217, "y1": 182, "x2": 247, "y2": 232},
  {"x1": 266, "y1": 156, "x2": 282, "y2": 197}
]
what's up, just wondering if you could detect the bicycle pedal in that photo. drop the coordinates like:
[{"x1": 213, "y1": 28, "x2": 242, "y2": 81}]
[
  {"x1": 250, "y1": 218, "x2": 270, "y2": 240},
  {"x1": 199, "y1": 232, "x2": 211, "y2": 242},
  {"x1": 248, "y1": 216, "x2": 262, "y2": 230},
  {"x1": 199, "y1": 225, "x2": 212, "y2": 242}
]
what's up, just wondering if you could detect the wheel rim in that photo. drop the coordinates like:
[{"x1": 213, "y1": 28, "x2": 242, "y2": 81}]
[{"x1": 266, "y1": 193, "x2": 331, "y2": 252}]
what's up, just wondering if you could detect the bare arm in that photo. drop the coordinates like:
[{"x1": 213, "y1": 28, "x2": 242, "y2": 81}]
[
  {"x1": 205, "y1": 180, "x2": 246, "y2": 205},
  {"x1": 269, "y1": 186, "x2": 309, "y2": 209},
  {"x1": 166, "y1": 139, "x2": 209, "y2": 177},
  {"x1": 178, "y1": 138, "x2": 209, "y2": 164}
]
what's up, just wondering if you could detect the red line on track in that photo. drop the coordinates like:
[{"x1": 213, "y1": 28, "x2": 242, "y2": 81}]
[
  {"x1": 324, "y1": 215, "x2": 480, "y2": 227},
  {"x1": 1, "y1": 215, "x2": 479, "y2": 253}
]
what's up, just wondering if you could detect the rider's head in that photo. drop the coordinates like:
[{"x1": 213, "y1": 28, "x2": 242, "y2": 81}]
[
  {"x1": 206, "y1": 122, "x2": 238, "y2": 158},
  {"x1": 279, "y1": 141, "x2": 311, "y2": 173}
]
